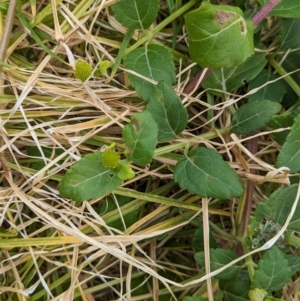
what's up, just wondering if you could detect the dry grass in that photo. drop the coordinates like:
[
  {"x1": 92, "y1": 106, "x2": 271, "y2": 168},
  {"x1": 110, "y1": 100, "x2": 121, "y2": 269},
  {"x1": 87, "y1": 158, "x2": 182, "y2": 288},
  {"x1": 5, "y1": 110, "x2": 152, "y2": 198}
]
[{"x1": 0, "y1": 1, "x2": 298, "y2": 301}]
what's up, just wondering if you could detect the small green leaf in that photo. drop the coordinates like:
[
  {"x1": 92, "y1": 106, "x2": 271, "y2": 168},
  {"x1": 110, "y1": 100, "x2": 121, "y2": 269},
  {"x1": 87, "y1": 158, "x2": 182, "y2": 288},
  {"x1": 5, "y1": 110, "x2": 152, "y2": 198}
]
[
  {"x1": 202, "y1": 52, "x2": 267, "y2": 95},
  {"x1": 124, "y1": 44, "x2": 175, "y2": 101},
  {"x1": 269, "y1": 114, "x2": 294, "y2": 145},
  {"x1": 219, "y1": 271, "x2": 250, "y2": 301},
  {"x1": 248, "y1": 288, "x2": 268, "y2": 301},
  {"x1": 116, "y1": 163, "x2": 135, "y2": 180},
  {"x1": 146, "y1": 81, "x2": 188, "y2": 141},
  {"x1": 285, "y1": 254, "x2": 300, "y2": 276},
  {"x1": 248, "y1": 69, "x2": 286, "y2": 103},
  {"x1": 231, "y1": 100, "x2": 281, "y2": 135},
  {"x1": 276, "y1": 115, "x2": 300, "y2": 173},
  {"x1": 280, "y1": 19, "x2": 300, "y2": 50},
  {"x1": 59, "y1": 152, "x2": 123, "y2": 202},
  {"x1": 195, "y1": 248, "x2": 241, "y2": 280},
  {"x1": 26, "y1": 146, "x2": 65, "y2": 170},
  {"x1": 99, "y1": 195, "x2": 138, "y2": 231},
  {"x1": 252, "y1": 245, "x2": 292, "y2": 292},
  {"x1": 185, "y1": 2, "x2": 254, "y2": 68},
  {"x1": 253, "y1": 184, "x2": 300, "y2": 232},
  {"x1": 122, "y1": 110, "x2": 158, "y2": 166},
  {"x1": 258, "y1": 0, "x2": 300, "y2": 19},
  {"x1": 112, "y1": 0, "x2": 160, "y2": 30},
  {"x1": 174, "y1": 147, "x2": 244, "y2": 199},
  {"x1": 192, "y1": 225, "x2": 218, "y2": 252}
]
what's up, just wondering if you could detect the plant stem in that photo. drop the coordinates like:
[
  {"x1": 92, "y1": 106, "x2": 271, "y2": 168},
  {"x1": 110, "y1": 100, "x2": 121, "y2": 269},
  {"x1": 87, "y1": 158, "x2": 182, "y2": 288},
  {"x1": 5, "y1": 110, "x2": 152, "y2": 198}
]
[
  {"x1": 154, "y1": 126, "x2": 231, "y2": 156},
  {"x1": 0, "y1": 0, "x2": 17, "y2": 74},
  {"x1": 269, "y1": 56, "x2": 300, "y2": 97},
  {"x1": 252, "y1": 0, "x2": 282, "y2": 27}
]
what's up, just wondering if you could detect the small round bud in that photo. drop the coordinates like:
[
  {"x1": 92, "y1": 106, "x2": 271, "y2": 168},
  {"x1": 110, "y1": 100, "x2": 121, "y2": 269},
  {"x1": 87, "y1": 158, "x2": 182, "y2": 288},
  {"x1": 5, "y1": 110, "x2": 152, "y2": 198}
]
[
  {"x1": 74, "y1": 59, "x2": 92, "y2": 82},
  {"x1": 101, "y1": 150, "x2": 120, "y2": 169}
]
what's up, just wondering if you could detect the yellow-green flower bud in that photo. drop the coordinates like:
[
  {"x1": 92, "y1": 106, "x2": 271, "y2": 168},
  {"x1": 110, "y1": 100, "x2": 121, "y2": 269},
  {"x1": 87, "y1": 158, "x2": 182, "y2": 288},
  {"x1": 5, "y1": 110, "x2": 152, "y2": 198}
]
[
  {"x1": 101, "y1": 150, "x2": 120, "y2": 169},
  {"x1": 74, "y1": 59, "x2": 92, "y2": 82}
]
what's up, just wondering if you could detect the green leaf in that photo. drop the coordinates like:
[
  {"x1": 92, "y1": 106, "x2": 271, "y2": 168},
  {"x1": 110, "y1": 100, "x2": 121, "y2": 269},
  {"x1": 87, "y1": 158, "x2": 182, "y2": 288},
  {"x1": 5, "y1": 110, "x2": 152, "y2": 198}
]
[
  {"x1": 185, "y1": 2, "x2": 254, "y2": 68},
  {"x1": 124, "y1": 44, "x2": 175, "y2": 101},
  {"x1": 248, "y1": 69, "x2": 286, "y2": 103},
  {"x1": 280, "y1": 19, "x2": 300, "y2": 50},
  {"x1": 253, "y1": 184, "x2": 300, "y2": 234},
  {"x1": 269, "y1": 114, "x2": 294, "y2": 145},
  {"x1": 192, "y1": 225, "x2": 218, "y2": 252},
  {"x1": 26, "y1": 146, "x2": 65, "y2": 170},
  {"x1": 276, "y1": 115, "x2": 300, "y2": 173},
  {"x1": 258, "y1": 0, "x2": 300, "y2": 19},
  {"x1": 59, "y1": 152, "x2": 123, "y2": 202},
  {"x1": 248, "y1": 288, "x2": 268, "y2": 301},
  {"x1": 219, "y1": 271, "x2": 251, "y2": 301},
  {"x1": 202, "y1": 52, "x2": 267, "y2": 95},
  {"x1": 99, "y1": 195, "x2": 138, "y2": 231},
  {"x1": 111, "y1": 0, "x2": 160, "y2": 30},
  {"x1": 122, "y1": 110, "x2": 158, "y2": 166},
  {"x1": 116, "y1": 163, "x2": 135, "y2": 180},
  {"x1": 252, "y1": 245, "x2": 292, "y2": 292},
  {"x1": 195, "y1": 248, "x2": 241, "y2": 280},
  {"x1": 231, "y1": 100, "x2": 281, "y2": 135},
  {"x1": 146, "y1": 81, "x2": 188, "y2": 141},
  {"x1": 174, "y1": 147, "x2": 244, "y2": 199},
  {"x1": 285, "y1": 254, "x2": 300, "y2": 276}
]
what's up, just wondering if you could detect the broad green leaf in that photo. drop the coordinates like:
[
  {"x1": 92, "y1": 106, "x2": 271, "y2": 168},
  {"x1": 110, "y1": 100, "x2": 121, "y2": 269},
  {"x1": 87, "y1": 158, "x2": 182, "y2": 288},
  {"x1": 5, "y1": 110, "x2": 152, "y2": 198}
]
[
  {"x1": 112, "y1": 0, "x2": 160, "y2": 30},
  {"x1": 219, "y1": 271, "x2": 250, "y2": 301},
  {"x1": 258, "y1": 0, "x2": 300, "y2": 19},
  {"x1": 124, "y1": 44, "x2": 175, "y2": 101},
  {"x1": 192, "y1": 225, "x2": 218, "y2": 252},
  {"x1": 231, "y1": 100, "x2": 281, "y2": 135},
  {"x1": 146, "y1": 81, "x2": 188, "y2": 141},
  {"x1": 276, "y1": 115, "x2": 300, "y2": 173},
  {"x1": 248, "y1": 69, "x2": 286, "y2": 103},
  {"x1": 99, "y1": 195, "x2": 138, "y2": 231},
  {"x1": 174, "y1": 147, "x2": 244, "y2": 199},
  {"x1": 285, "y1": 254, "x2": 300, "y2": 276},
  {"x1": 185, "y1": 2, "x2": 254, "y2": 68},
  {"x1": 202, "y1": 52, "x2": 267, "y2": 95},
  {"x1": 280, "y1": 19, "x2": 300, "y2": 50},
  {"x1": 252, "y1": 245, "x2": 292, "y2": 292},
  {"x1": 59, "y1": 152, "x2": 123, "y2": 202},
  {"x1": 269, "y1": 114, "x2": 294, "y2": 145},
  {"x1": 122, "y1": 110, "x2": 158, "y2": 166},
  {"x1": 195, "y1": 248, "x2": 241, "y2": 280},
  {"x1": 253, "y1": 184, "x2": 300, "y2": 232}
]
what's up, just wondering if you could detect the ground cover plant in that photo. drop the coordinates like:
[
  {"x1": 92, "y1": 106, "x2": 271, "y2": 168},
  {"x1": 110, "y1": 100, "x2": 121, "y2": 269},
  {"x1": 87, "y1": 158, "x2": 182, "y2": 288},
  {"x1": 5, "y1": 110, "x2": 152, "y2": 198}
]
[{"x1": 1, "y1": 0, "x2": 300, "y2": 300}]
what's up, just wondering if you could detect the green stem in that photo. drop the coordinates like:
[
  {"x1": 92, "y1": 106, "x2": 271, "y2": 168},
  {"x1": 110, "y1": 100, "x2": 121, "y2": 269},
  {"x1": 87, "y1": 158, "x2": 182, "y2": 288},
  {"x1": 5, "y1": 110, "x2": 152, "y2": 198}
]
[
  {"x1": 154, "y1": 126, "x2": 231, "y2": 157},
  {"x1": 124, "y1": 0, "x2": 199, "y2": 56},
  {"x1": 268, "y1": 56, "x2": 300, "y2": 97},
  {"x1": 0, "y1": 0, "x2": 17, "y2": 74}
]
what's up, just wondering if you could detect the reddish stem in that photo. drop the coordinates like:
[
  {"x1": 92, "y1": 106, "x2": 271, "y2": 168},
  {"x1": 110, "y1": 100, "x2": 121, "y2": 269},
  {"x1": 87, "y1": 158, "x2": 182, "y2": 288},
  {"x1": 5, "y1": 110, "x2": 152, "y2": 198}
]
[{"x1": 252, "y1": 0, "x2": 282, "y2": 27}]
